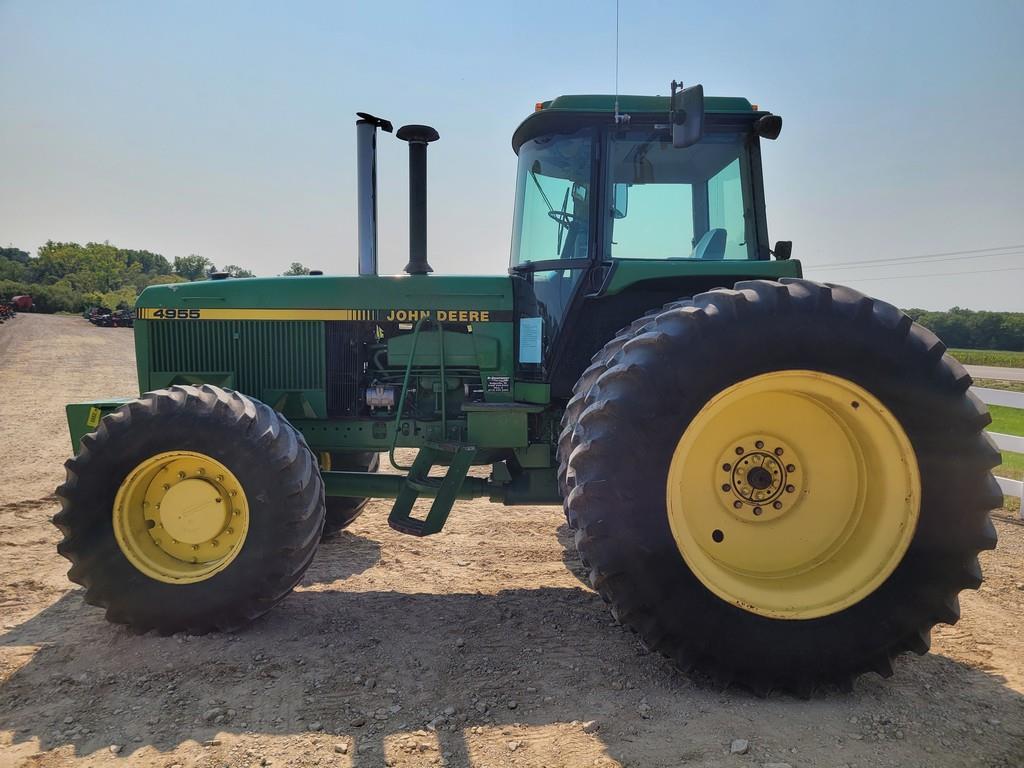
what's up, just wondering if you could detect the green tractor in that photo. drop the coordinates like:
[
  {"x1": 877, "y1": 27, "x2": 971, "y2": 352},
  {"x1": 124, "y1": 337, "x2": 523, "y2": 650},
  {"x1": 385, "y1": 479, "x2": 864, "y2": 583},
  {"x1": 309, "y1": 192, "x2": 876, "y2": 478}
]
[{"x1": 54, "y1": 83, "x2": 999, "y2": 694}]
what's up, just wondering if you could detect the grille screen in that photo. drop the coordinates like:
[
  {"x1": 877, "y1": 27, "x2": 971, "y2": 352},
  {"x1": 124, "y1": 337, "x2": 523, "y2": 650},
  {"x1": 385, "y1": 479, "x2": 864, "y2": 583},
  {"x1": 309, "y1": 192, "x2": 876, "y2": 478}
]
[{"x1": 150, "y1": 320, "x2": 324, "y2": 395}]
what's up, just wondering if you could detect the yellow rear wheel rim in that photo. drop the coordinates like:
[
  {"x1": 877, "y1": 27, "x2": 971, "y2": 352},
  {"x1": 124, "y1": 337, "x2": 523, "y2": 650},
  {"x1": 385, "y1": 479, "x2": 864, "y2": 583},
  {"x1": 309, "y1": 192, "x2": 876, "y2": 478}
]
[
  {"x1": 665, "y1": 370, "x2": 920, "y2": 619},
  {"x1": 113, "y1": 451, "x2": 249, "y2": 584}
]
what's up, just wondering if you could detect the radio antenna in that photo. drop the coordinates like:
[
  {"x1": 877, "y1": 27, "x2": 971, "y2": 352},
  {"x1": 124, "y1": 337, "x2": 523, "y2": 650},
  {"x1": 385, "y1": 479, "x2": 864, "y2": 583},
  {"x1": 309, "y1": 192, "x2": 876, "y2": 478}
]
[{"x1": 613, "y1": 0, "x2": 629, "y2": 125}]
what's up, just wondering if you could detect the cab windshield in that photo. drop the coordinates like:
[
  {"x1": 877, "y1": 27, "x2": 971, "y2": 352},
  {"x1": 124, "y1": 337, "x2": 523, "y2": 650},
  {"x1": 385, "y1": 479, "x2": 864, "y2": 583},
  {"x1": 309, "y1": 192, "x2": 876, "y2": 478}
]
[{"x1": 510, "y1": 128, "x2": 593, "y2": 266}]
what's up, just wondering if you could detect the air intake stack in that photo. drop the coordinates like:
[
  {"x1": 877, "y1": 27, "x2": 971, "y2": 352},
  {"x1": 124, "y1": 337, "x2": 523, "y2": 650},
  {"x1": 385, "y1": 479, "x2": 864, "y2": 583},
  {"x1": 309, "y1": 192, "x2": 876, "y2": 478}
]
[
  {"x1": 396, "y1": 124, "x2": 439, "y2": 275},
  {"x1": 355, "y1": 112, "x2": 393, "y2": 276}
]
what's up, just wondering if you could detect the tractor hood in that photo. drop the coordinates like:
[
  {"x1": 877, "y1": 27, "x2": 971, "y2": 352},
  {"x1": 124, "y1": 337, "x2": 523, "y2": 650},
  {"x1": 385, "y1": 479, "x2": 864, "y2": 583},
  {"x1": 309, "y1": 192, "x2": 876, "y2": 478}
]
[{"x1": 136, "y1": 274, "x2": 515, "y2": 322}]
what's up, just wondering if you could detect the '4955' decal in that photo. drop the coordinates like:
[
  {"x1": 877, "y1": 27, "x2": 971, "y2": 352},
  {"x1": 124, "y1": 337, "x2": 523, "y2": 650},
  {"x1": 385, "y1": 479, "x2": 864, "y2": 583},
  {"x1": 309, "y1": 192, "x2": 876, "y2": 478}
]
[{"x1": 151, "y1": 309, "x2": 200, "y2": 319}]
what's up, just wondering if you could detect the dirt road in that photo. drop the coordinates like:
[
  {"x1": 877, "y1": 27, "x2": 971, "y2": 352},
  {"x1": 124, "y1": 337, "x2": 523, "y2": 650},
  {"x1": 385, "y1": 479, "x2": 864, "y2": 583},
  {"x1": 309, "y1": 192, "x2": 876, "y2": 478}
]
[{"x1": 1, "y1": 313, "x2": 1022, "y2": 768}]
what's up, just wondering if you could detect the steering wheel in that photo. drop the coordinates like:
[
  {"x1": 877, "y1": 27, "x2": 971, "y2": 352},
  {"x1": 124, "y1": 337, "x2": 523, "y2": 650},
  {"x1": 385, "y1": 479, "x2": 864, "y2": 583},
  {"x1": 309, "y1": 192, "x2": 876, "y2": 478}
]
[{"x1": 547, "y1": 209, "x2": 574, "y2": 229}]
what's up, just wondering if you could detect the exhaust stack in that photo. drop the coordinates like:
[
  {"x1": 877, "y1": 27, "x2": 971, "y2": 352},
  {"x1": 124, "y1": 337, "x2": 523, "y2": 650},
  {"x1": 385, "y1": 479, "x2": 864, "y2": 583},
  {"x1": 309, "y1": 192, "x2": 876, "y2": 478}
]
[
  {"x1": 355, "y1": 112, "x2": 393, "y2": 276},
  {"x1": 396, "y1": 124, "x2": 439, "y2": 275}
]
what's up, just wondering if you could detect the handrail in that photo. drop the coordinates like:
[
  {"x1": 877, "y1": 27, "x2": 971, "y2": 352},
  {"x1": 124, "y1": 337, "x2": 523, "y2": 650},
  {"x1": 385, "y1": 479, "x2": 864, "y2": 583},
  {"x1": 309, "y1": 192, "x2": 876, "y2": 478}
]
[
  {"x1": 388, "y1": 316, "x2": 426, "y2": 471},
  {"x1": 387, "y1": 316, "x2": 450, "y2": 470}
]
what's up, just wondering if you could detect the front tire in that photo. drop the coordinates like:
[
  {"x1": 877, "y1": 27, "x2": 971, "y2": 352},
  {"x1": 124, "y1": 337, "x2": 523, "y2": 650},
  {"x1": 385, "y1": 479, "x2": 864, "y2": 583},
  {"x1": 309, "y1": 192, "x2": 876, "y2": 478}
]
[
  {"x1": 563, "y1": 279, "x2": 1000, "y2": 693},
  {"x1": 54, "y1": 385, "x2": 325, "y2": 634},
  {"x1": 320, "y1": 451, "x2": 379, "y2": 537}
]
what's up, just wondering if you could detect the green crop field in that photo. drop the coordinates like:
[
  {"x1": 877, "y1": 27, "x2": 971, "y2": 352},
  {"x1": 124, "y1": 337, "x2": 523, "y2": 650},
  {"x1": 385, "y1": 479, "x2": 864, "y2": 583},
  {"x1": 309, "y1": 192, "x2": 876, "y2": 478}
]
[{"x1": 949, "y1": 348, "x2": 1024, "y2": 368}]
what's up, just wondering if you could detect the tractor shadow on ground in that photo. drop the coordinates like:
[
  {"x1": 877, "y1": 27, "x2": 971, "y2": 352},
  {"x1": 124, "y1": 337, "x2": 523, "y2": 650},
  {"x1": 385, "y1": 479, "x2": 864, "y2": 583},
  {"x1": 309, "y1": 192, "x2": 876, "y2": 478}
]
[
  {"x1": 1, "y1": 549, "x2": 1023, "y2": 766},
  {"x1": 555, "y1": 521, "x2": 592, "y2": 587}
]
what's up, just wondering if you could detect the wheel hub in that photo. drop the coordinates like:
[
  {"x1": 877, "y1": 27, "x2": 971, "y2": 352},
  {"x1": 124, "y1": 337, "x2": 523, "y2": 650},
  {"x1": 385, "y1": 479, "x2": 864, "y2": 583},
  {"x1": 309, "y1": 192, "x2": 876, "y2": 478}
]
[
  {"x1": 113, "y1": 451, "x2": 249, "y2": 583},
  {"x1": 718, "y1": 438, "x2": 801, "y2": 522}
]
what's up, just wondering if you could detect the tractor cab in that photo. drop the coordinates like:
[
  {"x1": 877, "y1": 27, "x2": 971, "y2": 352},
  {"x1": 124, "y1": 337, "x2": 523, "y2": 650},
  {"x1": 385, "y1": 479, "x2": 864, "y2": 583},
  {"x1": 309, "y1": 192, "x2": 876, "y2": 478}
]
[{"x1": 507, "y1": 90, "x2": 796, "y2": 396}]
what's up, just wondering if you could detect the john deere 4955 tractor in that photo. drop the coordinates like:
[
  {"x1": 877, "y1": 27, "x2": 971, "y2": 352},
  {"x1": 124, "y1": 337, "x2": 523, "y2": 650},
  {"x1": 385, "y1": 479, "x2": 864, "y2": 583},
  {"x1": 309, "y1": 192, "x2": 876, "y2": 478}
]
[{"x1": 55, "y1": 83, "x2": 999, "y2": 694}]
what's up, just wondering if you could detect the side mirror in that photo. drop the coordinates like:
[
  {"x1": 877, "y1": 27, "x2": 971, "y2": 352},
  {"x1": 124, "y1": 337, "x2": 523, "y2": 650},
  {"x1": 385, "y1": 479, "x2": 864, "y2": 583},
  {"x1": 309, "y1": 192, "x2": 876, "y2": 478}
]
[
  {"x1": 773, "y1": 240, "x2": 793, "y2": 260},
  {"x1": 612, "y1": 184, "x2": 629, "y2": 219},
  {"x1": 671, "y1": 83, "x2": 705, "y2": 148},
  {"x1": 755, "y1": 114, "x2": 783, "y2": 140}
]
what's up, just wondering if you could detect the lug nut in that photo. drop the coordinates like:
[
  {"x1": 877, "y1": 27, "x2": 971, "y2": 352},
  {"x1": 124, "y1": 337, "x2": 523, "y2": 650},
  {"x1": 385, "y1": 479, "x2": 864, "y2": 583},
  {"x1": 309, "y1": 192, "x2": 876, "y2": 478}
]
[
  {"x1": 753, "y1": 507, "x2": 762, "y2": 516},
  {"x1": 755, "y1": 440, "x2": 764, "y2": 449},
  {"x1": 786, "y1": 464, "x2": 796, "y2": 472},
  {"x1": 721, "y1": 484, "x2": 731, "y2": 492},
  {"x1": 785, "y1": 484, "x2": 795, "y2": 493},
  {"x1": 774, "y1": 447, "x2": 784, "y2": 456},
  {"x1": 177, "y1": 471, "x2": 186, "y2": 479},
  {"x1": 192, "y1": 544, "x2": 199, "y2": 551},
  {"x1": 773, "y1": 501, "x2": 783, "y2": 509},
  {"x1": 735, "y1": 447, "x2": 744, "y2": 455},
  {"x1": 162, "y1": 484, "x2": 170, "y2": 491},
  {"x1": 722, "y1": 463, "x2": 731, "y2": 472},
  {"x1": 732, "y1": 500, "x2": 742, "y2": 509}
]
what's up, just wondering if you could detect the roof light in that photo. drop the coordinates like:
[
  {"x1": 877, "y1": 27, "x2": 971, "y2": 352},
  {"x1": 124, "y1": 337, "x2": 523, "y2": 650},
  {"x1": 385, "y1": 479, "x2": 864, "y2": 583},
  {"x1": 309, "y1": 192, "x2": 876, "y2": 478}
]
[
  {"x1": 535, "y1": 102, "x2": 544, "y2": 112},
  {"x1": 751, "y1": 104, "x2": 759, "y2": 111}
]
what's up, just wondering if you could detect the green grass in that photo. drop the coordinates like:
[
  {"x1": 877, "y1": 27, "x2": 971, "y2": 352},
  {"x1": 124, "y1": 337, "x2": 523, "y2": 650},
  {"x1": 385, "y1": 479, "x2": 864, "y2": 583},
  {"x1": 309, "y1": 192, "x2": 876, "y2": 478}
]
[
  {"x1": 989, "y1": 404, "x2": 1024, "y2": 437},
  {"x1": 949, "y1": 348, "x2": 1024, "y2": 368}
]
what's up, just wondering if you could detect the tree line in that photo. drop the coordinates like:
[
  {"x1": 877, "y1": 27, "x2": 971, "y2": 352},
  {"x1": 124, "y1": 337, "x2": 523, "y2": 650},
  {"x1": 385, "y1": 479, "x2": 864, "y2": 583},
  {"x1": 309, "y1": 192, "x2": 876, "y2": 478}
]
[
  {"x1": 0, "y1": 242, "x2": 263, "y2": 313},
  {"x1": 904, "y1": 307, "x2": 1024, "y2": 352},
  {"x1": 2, "y1": 242, "x2": 1021, "y2": 351}
]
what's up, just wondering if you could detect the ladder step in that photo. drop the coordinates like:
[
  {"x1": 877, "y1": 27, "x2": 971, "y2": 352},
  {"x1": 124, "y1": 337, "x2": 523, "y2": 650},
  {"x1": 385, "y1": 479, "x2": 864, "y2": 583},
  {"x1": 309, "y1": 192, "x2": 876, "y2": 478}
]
[{"x1": 387, "y1": 445, "x2": 477, "y2": 537}]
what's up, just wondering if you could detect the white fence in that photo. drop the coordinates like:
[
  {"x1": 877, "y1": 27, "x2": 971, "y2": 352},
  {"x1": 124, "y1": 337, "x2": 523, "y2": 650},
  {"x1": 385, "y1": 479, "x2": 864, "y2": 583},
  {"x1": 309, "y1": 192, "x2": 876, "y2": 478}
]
[{"x1": 971, "y1": 386, "x2": 1024, "y2": 519}]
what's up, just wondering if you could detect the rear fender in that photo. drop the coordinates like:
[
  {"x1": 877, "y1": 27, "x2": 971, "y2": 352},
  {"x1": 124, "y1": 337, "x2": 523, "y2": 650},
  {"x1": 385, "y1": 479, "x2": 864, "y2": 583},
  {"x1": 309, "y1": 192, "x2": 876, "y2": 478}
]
[{"x1": 66, "y1": 399, "x2": 134, "y2": 453}]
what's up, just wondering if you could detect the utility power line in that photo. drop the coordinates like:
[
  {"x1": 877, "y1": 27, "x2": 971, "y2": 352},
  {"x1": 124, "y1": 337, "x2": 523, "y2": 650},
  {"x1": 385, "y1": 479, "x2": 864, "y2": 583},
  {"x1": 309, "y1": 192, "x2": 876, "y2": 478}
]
[
  {"x1": 813, "y1": 250, "x2": 1024, "y2": 271},
  {"x1": 827, "y1": 265, "x2": 1024, "y2": 283},
  {"x1": 811, "y1": 244, "x2": 1024, "y2": 270}
]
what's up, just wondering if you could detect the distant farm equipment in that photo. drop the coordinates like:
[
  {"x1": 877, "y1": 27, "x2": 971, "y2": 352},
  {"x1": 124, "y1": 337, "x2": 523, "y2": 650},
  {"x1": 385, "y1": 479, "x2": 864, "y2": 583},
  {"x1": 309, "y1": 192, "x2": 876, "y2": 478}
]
[
  {"x1": 10, "y1": 295, "x2": 33, "y2": 312},
  {"x1": 84, "y1": 307, "x2": 134, "y2": 328},
  {"x1": 94, "y1": 309, "x2": 134, "y2": 328}
]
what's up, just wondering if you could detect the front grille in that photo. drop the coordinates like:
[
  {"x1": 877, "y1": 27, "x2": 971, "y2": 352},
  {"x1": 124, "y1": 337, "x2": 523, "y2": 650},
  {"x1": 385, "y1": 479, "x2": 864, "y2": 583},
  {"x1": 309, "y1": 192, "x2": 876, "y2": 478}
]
[
  {"x1": 150, "y1": 320, "x2": 324, "y2": 396},
  {"x1": 325, "y1": 321, "x2": 365, "y2": 418}
]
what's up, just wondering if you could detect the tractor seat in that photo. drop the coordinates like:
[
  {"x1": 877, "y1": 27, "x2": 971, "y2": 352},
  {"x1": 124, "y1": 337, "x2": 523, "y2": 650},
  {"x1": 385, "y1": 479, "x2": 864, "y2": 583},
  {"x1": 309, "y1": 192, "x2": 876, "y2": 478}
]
[{"x1": 692, "y1": 228, "x2": 727, "y2": 260}]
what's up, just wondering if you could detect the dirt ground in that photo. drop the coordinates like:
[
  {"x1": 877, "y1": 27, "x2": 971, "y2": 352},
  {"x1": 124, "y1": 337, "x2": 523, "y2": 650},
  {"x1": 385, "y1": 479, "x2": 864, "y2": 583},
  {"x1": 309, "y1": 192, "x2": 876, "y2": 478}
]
[{"x1": 0, "y1": 313, "x2": 1022, "y2": 768}]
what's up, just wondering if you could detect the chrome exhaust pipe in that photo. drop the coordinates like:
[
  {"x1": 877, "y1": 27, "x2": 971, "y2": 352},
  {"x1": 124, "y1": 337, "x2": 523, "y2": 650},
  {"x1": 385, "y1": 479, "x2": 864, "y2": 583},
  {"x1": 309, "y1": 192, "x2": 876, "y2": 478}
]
[{"x1": 355, "y1": 112, "x2": 392, "y2": 276}]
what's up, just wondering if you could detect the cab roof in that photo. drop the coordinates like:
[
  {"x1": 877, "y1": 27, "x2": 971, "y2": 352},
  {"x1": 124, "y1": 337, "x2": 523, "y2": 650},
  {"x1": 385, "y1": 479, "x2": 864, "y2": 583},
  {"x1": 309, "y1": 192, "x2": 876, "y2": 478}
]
[
  {"x1": 512, "y1": 93, "x2": 763, "y2": 153},
  {"x1": 538, "y1": 94, "x2": 755, "y2": 113}
]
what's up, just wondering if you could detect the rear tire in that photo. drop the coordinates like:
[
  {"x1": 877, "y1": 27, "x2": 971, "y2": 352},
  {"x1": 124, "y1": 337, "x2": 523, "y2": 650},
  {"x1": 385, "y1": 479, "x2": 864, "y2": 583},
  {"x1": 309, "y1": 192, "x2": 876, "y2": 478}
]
[
  {"x1": 557, "y1": 307, "x2": 668, "y2": 519},
  {"x1": 321, "y1": 451, "x2": 379, "y2": 537},
  {"x1": 53, "y1": 384, "x2": 324, "y2": 634},
  {"x1": 563, "y1": 279, "x2": 999, "y2": 694}
]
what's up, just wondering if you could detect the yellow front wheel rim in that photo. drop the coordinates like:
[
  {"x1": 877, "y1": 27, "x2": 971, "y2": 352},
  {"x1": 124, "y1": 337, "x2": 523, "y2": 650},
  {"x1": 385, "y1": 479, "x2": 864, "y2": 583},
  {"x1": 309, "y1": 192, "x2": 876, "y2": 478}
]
[
  {"x1": 113, "y1": 451, "x2": 249, "y2": 584},
  {"x1": 666, "y1": 371, "x2": 920, "y2": 619}
]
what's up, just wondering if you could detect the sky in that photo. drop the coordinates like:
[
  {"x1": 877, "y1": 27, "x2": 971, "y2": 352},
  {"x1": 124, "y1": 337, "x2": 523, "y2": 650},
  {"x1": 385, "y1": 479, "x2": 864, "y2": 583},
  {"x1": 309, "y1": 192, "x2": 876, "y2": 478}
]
[{"x1": 1, "y1": 1, "x2": 1022, "y2": 310}]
